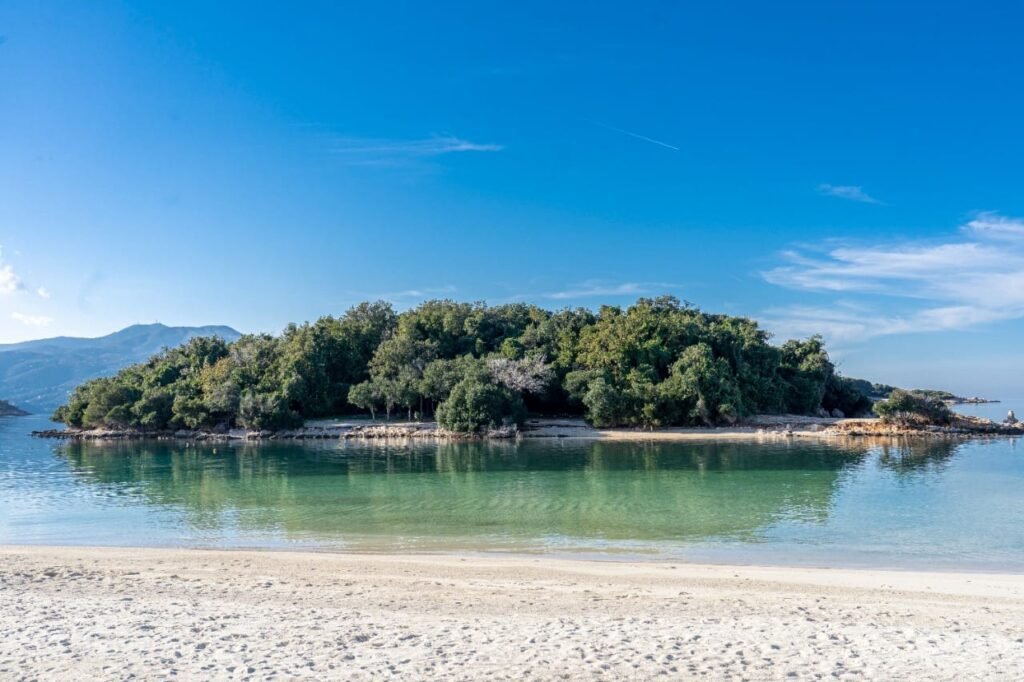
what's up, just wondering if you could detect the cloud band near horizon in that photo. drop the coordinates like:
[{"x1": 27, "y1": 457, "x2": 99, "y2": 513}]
[{"x1": 761, "y1": 212, "x2": 1024, "y2": 342}]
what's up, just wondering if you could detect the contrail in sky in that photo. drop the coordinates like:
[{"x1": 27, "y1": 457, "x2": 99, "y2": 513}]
[{"x1": 594, "y1": 122, "x2": 680, "y2": 151}]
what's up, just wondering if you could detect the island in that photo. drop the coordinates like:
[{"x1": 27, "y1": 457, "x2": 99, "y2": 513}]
[
  {"x1": 889, "y1": 388, "x2": 999, "y2": 405},
  {"x1": 948, "y1": 395, "x2": 1000, "y2": 405},
  {"x1": 0, "y1": 399, "x2": 29, "y2": 417},
  {"x1": 40, "y1": 298, "x2": 865, "y2": 433},
  {"x1": 37, "y1": 297, "x2": 1013, "y2": 442}
]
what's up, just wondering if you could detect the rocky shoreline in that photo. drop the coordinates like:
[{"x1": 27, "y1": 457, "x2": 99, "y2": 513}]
[
  {"x1": 31, "y1": 422, "x2": 519, "y2": 442},
  {"x1": 824, "y1": 415, "x2": 1024, "y2": 438},
  {"x1": 30, "y1": 414, "x2": 1024, "y2": 443}
]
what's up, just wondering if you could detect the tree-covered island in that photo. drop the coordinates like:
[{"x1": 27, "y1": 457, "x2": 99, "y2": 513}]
[{"x1": 53, "y1": 296, "x2": 877, "y2": 434}]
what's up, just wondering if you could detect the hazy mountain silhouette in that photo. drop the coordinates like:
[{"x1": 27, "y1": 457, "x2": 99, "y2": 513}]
[{"x1": 0, "y1": 323, "x2": 241, "y2": 412}]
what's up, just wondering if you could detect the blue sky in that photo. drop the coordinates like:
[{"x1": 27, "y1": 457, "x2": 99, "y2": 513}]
[{"x1": 1, "y1": 1, "x2": 1022, "y2": 394}]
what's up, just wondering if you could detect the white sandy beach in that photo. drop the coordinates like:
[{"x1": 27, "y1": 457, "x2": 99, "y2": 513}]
[{"x1": 3, "y1": 546, "x2": 1024, "y2": 680}]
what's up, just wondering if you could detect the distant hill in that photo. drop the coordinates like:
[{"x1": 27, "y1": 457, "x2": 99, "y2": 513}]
[
  {"x1": 844, "y1": 379, "x2": 994, "y2": 405},
  {"x1": 0, "y1": 323, "x2": 241, "y2": 412},
  {"x1": 0, "y1": 399, "x2": 29, "y2": 417}
]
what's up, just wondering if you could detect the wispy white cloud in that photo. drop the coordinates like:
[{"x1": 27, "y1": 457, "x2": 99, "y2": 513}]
[
  {"x1": 595, "y1": 122, "x2": 679, "y2": 151},
  {"x1": 328, "y1": 135, "x2": 502, "y2": 166},
  {"x1": 0, "y1": 264, "x2": 23, "y2": 294},
  {"x1": 764, "y1": 242, "x2": 1017, "y2": 296},
  {"x1": 963, "y1": 211, "x2": 1024, "y2": 241},
  {"x1": 0, "y1": 246, "x2": 48, "y2": 298},
  {"x1": 11, "y1": 312, "x2": 53, "y2": 327},
  {"x1": 762, "y1": 212, "x2": 1024, "y2": 342},
  {"x1": 375, "y1": 285, "x2": 458, "y2": 300},
  {"x1": 762, "y1": 303, "x2": 1016, "y2": 344},
  {"x1": 817, "y1": 184, "x2": 882, "y2": 204},
  {"x1": 542, "y1": 281, "x2": 677, "y2": 300}
]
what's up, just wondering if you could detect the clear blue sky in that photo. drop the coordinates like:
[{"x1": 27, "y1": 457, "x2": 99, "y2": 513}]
[{"x1": 1, "y1": 1, "x2": 1022, "y2": 394}]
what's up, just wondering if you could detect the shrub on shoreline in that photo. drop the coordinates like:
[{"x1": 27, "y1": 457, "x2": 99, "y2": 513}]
[{"x1": 873, "y1": 389, "x2": 953, "y2": 425}]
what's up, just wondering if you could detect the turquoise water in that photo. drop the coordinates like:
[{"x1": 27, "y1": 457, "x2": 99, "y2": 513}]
[{"x1": 3, "y1": 414, "x2": 1024, "y2": 570}]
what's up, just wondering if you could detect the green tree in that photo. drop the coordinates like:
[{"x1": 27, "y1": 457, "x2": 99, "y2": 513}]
[
  {"x1": 238, "y1": 391, "x2": 299, "y2": 429},
  {"x1": 133, "y1": 388, "x2": 174, "y2": 428},
  {"x1": 663, "y1": 343, "x2": 742, "y2": 425},
  {"x1": 822, "y1": 375, "x2": 873, "y2": 417},
  {"x1": 337, "y1": 301, "x2": 398, "y2": 374},
  {"x1": 582, "y1": 377, "x2": 625, "y2": 428},
  {"x1": 79, "y1": 377, "x2": 142, "y2": 428},
  {"x1": 778, "y1": 336, "x2": 834, "y2": 414},
  {"x1": 419, "y1": 355, "x2": 487, "y2": 411},
  {"x1": 347, "y1": 381, "x2": 381, "y2": 420},
  {"x1": 436, "y1": 377, "x2": 526, "y2": 433}
]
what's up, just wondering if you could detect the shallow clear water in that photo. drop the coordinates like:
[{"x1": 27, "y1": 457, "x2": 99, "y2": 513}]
[{"x1": 3, "y1": 414, "x2": 1024, "y2": 570}]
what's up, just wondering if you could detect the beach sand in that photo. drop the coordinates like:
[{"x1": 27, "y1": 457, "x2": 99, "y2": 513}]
[
  {"x1": 520, "y1": 416, "x2": 856, "y2": 442},
  {"x1": 3, "y1": 546, "x2": 1024, "y2": 680}
]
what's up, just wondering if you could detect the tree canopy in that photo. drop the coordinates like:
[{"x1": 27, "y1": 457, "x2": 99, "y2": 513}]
[{"x1": 54, "y1": 297, "x2": 873, "y2": 433}]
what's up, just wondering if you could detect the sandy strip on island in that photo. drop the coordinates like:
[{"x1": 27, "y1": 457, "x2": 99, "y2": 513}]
[
  {"x1": 523, "y1": 416, "x2": 884, "y2": 441},
  {"x1": 3, "y1": 546, "x2": 1024, "y2": 680},
  {"x1": 43, "y1": 414, "x2": 1018, "y2": 443}
]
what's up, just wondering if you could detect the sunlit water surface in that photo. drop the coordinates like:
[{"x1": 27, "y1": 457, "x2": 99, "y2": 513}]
[{"x1": 3, "y1": 414, "x2": 1024, "y2": 570}]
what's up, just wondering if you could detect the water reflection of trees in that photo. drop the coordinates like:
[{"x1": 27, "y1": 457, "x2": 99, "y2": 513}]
[
  {"x1": 584, "y1": 439, "x2": 874, "y2": 472},
  {"x1": 873, "y1": 439, "x2": 961, "y2": 476},
  {"x1": 56, "y1": 438, "x2": 871, "y2": 546}
]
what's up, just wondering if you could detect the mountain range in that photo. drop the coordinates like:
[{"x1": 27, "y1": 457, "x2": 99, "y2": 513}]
[{"x1": 0, "y1": 323, "x2": 241, "y2": 413}]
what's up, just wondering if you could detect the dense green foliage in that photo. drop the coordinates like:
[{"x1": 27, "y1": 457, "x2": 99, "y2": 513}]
[
  {"x1": 906, "y1": 388, "x2": 959, "y2": 402},
  {"x1": 54, "y1": 297, "x2": 873, "y2": 433},
  {"x1": 873, "y1": 389, "x2": 953, "y2": 425},
  {"x1": 434, "y1": 377, "x2": 527, "y2": 432},
  {"x1": 843, "y1": 378, "x2": 898, "y2": 399},
  {"x1": 821, "y1": 376, "x2": 874, "y2": 417}
]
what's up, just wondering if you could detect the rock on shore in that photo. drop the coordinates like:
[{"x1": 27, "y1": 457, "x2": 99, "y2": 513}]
[
  {"x1": 824, "y1": 414, "x2": 1024, "y2": 437},
  {"x1": 32, "y1": 413, "x2": 1024, "y2": 444},
  {"x1": 32, "y1": 421, "x2": 519, "y2": 442}
]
